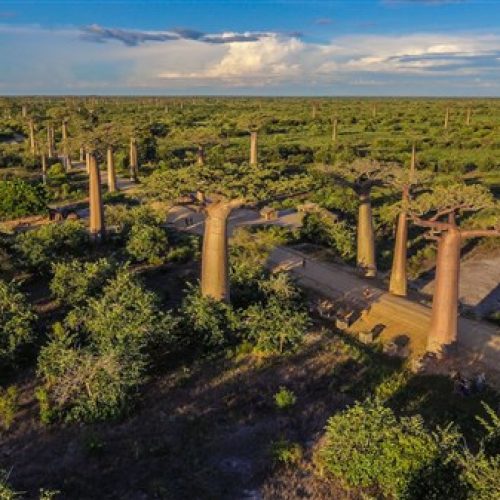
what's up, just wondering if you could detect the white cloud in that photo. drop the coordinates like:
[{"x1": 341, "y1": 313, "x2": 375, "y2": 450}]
[{"x1": 0, "y1": 23, "x2": 499, "y2": 94}]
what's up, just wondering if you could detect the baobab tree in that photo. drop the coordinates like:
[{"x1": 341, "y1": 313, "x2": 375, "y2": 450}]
[
  {"x1": 249, "y1": 129, "x2": 258, "y2": 166},
  {"x1": 388, "y1": 143, "x2": 426, "y2": 296},
  {"x1": 201, "y1": 196, "x2": 245, "y2": 303},
  {"x1": 408, "y1": 183, "x2": 499, "y2": 353},
  {"x1": 88, "y1": 151, "x2": 106, "y2": 243},
  {"x1": 129, "y1": 137, "x2": 139, "y2": 182},
  {"x1": 320, "y1": 159, "x2": 398, "y2": 277}
]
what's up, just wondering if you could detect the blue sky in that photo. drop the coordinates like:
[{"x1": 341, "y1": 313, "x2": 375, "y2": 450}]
[{"x1": 1, "y1": 0, "x2": 499, "y2": 95}]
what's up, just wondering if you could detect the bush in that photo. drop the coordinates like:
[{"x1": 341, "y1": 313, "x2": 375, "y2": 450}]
[
  {"x1": 15, "y1": 220, "x2": 87, "y2": 269},
  {"x1": 270, "y1": 439, "x2": 303, "y2": 465},
  {"x1": 0, "y1": 179, "x2": 48, "y2": 220},
  {"x1": 37, "y1": 270, "x2": 177, "y2": 422},
  {"x1": 300, "y1": 212, "x2": 355, "y2": 260},
  {"x1": 0, "y1": 279, "x2": 35, "y2": 367},
  {"x1": 0, "y1": 386, "x2": 18, "y2": 430},
  {"x1": 0, "y1": 471, "x2": 17, "y2": 499},
  {"x1": 180, "y1": 285, "x2": 240, "y2": 354},
  {"x1": 459, "y1": 450, "x2": 500, "y2": 500},
  {"x1": 50, "y1": 258, "x2": 115, "y2": 306},
  {"x1": 274, "y1": 387, "x2": 297, "y2": 410},
  {"x1": 126, "y1": 223, "x2": 169, "y2": 265},
  {"x1": 318, "y1": 399, "x2": 461, "y2": 498}
]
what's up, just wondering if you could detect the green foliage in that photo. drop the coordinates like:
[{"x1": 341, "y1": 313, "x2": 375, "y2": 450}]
[
  {"x1": 270, "y1": 439, "x2": 303, "y2": 465},
  {"x1": 319, "y1": 399, "x2": 461, "y2": 498},
  {"x1": 458, "y1": 450, "x2": 500, "y2": 500},
  {"x1": 0, "y1": 280, "x2": 35, "y2": 367},
  {"x1": 37, "y1": 270, "x2": 177, "y2": 423},
  {"x1": 0, "y1": 179, "x2": 48, "y2": 220},
  {"x1": 0, "y1": 386, "x2": 18, "y2": 430},
  {"x1": 126, "y1": 223, "x2": 169, "y2": 265},
  {"x1": 300, "y1": 212, "x2": 355, "y2": 260},
  {"x1": 180, "y1": 285, "x2": 240, "y2": 353},
  {"x1": 50, "y1": 258, "x2": 115, "y2": 306},
  {"x1": 15, "y1": 220, "x2": 87, "y2": 269},
  {"x1": 274, "y1": 387, "x2": 297, "y2": 410}
]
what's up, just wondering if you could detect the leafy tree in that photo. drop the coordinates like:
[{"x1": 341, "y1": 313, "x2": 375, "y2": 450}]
[
  {"x1": 50, "y1": 258, "x2": 115, "y2": 306},
  {"x1": 0, "y1": 179, "x2": 48, "y2": 220},
  {"x1": 126, "y1": 223, "x2": 169, "y2": 265},
  {"x1": 14, "y1": 220, "x2": 87, "y2": 269}
]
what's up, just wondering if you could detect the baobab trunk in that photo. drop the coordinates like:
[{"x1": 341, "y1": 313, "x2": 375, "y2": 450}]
[
  {"x1": 41, "y1": 154, "x2": 47, "y2": 185},
  {"x1": 88, "y1": 153, "x2": 105, "y2": 243},
  {"x1": 250, "y1": 131, "x2": 258, "y2": 166},
  {"x1": 22, "y1": 105, "x2": 27, "y2": 118},
  {"x1": 201, "y1": 204, "x2": 231, "y2": 302},
  {"x1": 444, "y1": 107, "x2": 449, "y2": 129},
  {"x1": 107, "y1": 147, "x2": 117, "y2": 193},
  {"x1": 331, "y1": 118, "x2": 338, "y2": 142},
  {"x1": 427, "y1": 227, "x2": 461, "y2": 353},
  {"x1": 129, "y1": 137, "x2": 138, "y2": 182},
  {"x1": 357, "y1": 192, "x2": 377, "y2": 277},
  {"x1": 197, "y1": 145, "x2": 205, "y2": 166},
  {"x1": 389, "y1": 211, "x2": 408, "y2": 296},
  {"x1": 29, "y1": 120, "x2": 35, "y2": 155},
  {"x1": 312, "y1": 103, "x2": 317, "y2": 119},
  {"x1": 61, "y1": 119, "x2": 69, "y2": 170},
  {"x1": 79, "y1": 147, "x2": 84, "y2": 163},
  {"x1": 47, "y1": 128, "x2": 54, "y2": 158},
  {"x1": 466, "y1": 108, "x2": 471, "y2": 126}
]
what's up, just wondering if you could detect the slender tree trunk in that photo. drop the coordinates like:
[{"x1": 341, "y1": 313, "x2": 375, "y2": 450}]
[
  {"x1": 88, "y1": 153, "x2": 105, "y2": 243},
  {"x1": 29, "y1": 120, "x2": 35, "y2": 155},
  {"x1": 47, "y1": 128, "x2": 54, "y2": 158},
  {"x1": 332, "y1": 119, "x2": 338, "y2": 142},
  {"x1": 201, "y1": 205, "x2": 231, "y2": 302},
  {"x1": 357, "y1": 191, "x2": 377, "y2": 277},
  {"x1": 197, "y1": 145, "x2": 205, "y2": 166},
  {"x1": 61, "y1": 120, "x2": 69, "y2": 170},
  {"x1": 79, "y1": 147, "x2": 84, "y2": 162},
  {"x1": 129, "y1": 138, "x2": 138, "y2": 182},
  {"x1": 85, "y1": 152, "x2": 90, "y2": 174},
  {"x1": 41, "y1": 154, "x2": 47, "y2": 185},
  {"x1": 250, "y1": 131, "x2": 258, "y2": 166},
  {"x1": 444, "y1": 107, "x2": 449, "y2": 129},
  {"x1": 466, "y1": 108, "x2": 471, "y2": 126},
  {"x1": 389, "y1": 211, "x2": 408, "y2": 296},
  {"x1": 427, "y1": 227, "x2": 461, "y2": 353},
  {"x1": 107, "y1": 147, "x2": 117, "y2": 193}
]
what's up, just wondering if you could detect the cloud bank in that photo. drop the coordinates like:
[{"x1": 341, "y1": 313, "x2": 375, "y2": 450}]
[{"x1": 0, "y1": 23, "x2": 499, "y2": 95}]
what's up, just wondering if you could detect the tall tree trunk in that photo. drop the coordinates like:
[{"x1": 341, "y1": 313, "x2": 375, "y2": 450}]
[
  {"x1": 88, "y1": 153, "x2": 105, "y2": 243},
  {"x1": 201, "y1": 204, "x2": 231, "y2": 302},
  {"x1": 427, "y1": 227, "x2": 461, "y2": 353},
  {"x1": 47, "y1": 128, "x2": 54, "y2": 158},
  {"x1": 107, "y1": 147, "x2": 117, "y2": 193},
  {"x1": 466, "y1": 108, "x2": 471, "y2": 126},
  {"x1": 29, "y1": 120, "x2": 35, "y2": 155},
  {"x1": 444, "y1": 107, "x2": 449, "y2": 129},
  {"x1": 129, "y1": 138, "x2": 138, "y2": 182},
  {"x1": 389, "y1": 211, "x2": 408, "y2": 296},
  {"x1": 331, "y1": 119, "x2": 338, "y2": 142},
  {"x1": 357, "y1": 191, "x2": 377, "y2": 277},
  {"x1": 197, "y1": 145, "x2": 205, "y2": 166},
  {"x1": 250, "y1": 131, "x2": 258, "y2": 166},
  {"x1": 41, "y1": 154, "x2": 47, "y2": 185}
]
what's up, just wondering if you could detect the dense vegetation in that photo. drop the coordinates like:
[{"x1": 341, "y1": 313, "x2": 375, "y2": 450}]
[{"x1": 0, "y1": 96, "x2": 498, "y2": 498}]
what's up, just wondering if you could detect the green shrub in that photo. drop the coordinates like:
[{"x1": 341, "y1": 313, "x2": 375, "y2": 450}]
[
  {"x1": 242, "y1": 297, "x2": 309, "y2": 354},
  {"x1": 459, "y1": 450, "x2": 500, "y2": 500},
  {"x1": 37, "y1": 270, "x2": 177, "y2": 423},
  {"x1": 50, "y1": 258, "x2": 115, "y2": 306},
  {"x1": 126, "y1": 223, "x2": 168, "y2": 265},
  {"x1": 300, "y1": 212, "x2": 355, "y2": 260},
  {"x1": 15, "y1": 220, "x2": 87, "y2": 269},
  {"x1": 319, "y1": 399, "x2": 461, "y2": 498},
  {"x1": 270, "y1": 439, "x2": 303, "y2": 465},
  {"x1": 274, "y1": 387, "x2": 297, "y2": 410},
  {"x1": 0, "y1": 279, "x2": 35, "y2": 367},
  {"x1": 0, "y1": 386, "x2": 18, "y2": 430},
  {"x1": 0, "y1": 179, "x2": 48, "y2": 220},
  {"x1": 180, "y1": 285, "x2": 240, "y2": 353}
]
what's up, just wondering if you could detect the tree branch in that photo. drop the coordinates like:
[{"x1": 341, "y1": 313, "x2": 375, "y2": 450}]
[
  {"x1": 411, "y1": 215, "x2": 452, "y2": 231},
  {"x1": 461, "y1": 229, "x2": 500, "y2": 239}
]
